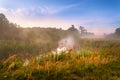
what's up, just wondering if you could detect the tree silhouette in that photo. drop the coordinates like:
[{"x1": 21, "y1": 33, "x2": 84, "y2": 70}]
[
  {"x1": 68, "y1": 25, "x2": 79, "y2": 32},
  {"x1": 79, "y1": 26, "x2": 87, "y2": 36},
  {"x1": 115, "y1": 27, "x2": 120, "y2": 36}
]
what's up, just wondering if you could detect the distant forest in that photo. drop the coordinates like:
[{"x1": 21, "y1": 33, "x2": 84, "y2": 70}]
[
  {"x1": 0, "y1": 13, "x2": 81, "y2": 59},
  {"x1": 106, "y1": 28, "x2": 120, "y2": 38},
  {"x1": 0, "y1": 13, "x2": 120, "y2": 60},
  {"x1": 0, "y1": 13, "x2": 95, "y2": 41},
  {"x1": 0, "y1": 13, "x2": 119, "y2": 40}
]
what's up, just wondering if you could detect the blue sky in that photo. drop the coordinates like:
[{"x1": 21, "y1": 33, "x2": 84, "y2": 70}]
[{"x1": 0, "y1": 0, "x2": 120, "y2": 35}]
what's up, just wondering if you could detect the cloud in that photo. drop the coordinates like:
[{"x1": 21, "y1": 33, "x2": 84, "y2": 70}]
[
  {"x1": 0, "y1": 4, "x2": 118, "y2": 35},
  {"x1": 66, "y1": 16, "x2": 118, "y2": 35},
  {"x1": 0, "y1": 7, "x2": 72, "y2": 29},
  {"x1": 41, "y1": 4, "x2": 79, "y2": 15},
  {"x1": 0, "y1": 4, "x2": 79, "y2": 27},
  {"x1": 0, "y1": 3, "x2": 79, "y2": 17}
]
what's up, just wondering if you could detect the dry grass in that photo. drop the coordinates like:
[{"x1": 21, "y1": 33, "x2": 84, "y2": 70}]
[{"x1": 0, "y1": 38, "x2": 120, "y2": 80}]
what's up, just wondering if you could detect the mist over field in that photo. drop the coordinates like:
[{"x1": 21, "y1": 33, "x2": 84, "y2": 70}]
[{"x1": 0, "y1": 0, "x2": 120, "y2": 80}]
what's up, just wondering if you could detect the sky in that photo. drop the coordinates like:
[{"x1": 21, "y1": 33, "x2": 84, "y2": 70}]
[{"x1": 0, "y1": 0, "x2": 120, "y2": 35}]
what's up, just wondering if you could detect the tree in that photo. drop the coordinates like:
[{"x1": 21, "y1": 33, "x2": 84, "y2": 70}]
[
  {"x1": 79, "y1": 26, "x2": 87, "y2": 36},
  {"x1": 115, "y1": 27, "x2": 120, "y2": 36},
  {"x1": 0, "y1": 13, "x2": 21, "y2": 40},
  {"x1": 0, "y1": 13, "x2": 9, "y2": 25},
  {"x1": 105, "y1": 27, "x2": 120, "y2": 38},
  {"x1": 67, "y1": 25, "x2": 80, "y2": 41},
  {"x1": 68, "y1": 25, "x2": 79, "y2": 32}
]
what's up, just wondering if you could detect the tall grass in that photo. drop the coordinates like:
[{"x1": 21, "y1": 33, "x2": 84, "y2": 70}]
[
  {"x1": 0, "y1": 40, "x2": 57, "y2": 60},
  {"x1": 0, "y1": 38, "x2": 120, "y2": 80}
]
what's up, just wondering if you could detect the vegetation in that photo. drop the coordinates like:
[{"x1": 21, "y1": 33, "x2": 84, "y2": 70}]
[
  {"x1": 0, "y1": 39, "x2": 120, "y2": 80},
  {"x1": 0, "y1": 13, "x2": 120, "y2": 80},
  {"x1": 106, "y1": 27, "x2": 120, "y2": 38},
  {"x1": 0, "y1": 13, "x2": 80, "y2": 60}
]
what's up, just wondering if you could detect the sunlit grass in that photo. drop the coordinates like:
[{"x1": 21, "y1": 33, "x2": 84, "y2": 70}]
[{"x1": 0, "y1": 38, "x2": 120, "y2": 80}]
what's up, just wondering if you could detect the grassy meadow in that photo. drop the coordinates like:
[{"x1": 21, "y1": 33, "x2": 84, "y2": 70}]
[{"x1": 0, "y1": 38, "x2": 120, "y2": 80}]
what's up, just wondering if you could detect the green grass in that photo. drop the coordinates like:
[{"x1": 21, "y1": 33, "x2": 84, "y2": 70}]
[
  {"x1": 0, "y1": 40, "x2": 57, "y2": 60},
  {"x1": 0, "y1": 38, "x2": 120, "y2": 80}
]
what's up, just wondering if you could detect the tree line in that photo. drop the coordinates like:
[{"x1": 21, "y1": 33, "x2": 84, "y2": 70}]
[{"x1": 106, "y1": 27, "x2": 120, "y2": 38}]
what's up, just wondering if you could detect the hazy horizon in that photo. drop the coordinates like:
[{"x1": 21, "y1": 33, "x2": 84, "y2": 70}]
[{"x1": 0, "y1": 0, "x2": 120, "y2": 35}]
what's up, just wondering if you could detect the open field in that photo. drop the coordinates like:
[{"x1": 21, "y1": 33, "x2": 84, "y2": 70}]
[{"x1": 0, "y1": 38, "x2": 120, "y2": 80}]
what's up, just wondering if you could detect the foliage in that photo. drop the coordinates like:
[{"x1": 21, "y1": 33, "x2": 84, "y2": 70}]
[
  {"x1": 0, "y1": 13, "x2": 81, "y2": 59},
  {"x1": 0, "y1": 39, "x2": 120, "y2": 80},
  {"x1": 106, "y1": 27, "x2": 120, "y2": 38},
  {"x1": 115, "y1": 27, "x2": 120, "y2": 36},
  {"x1": 0, "y1": 13, "x2": 120, "y2": 80}
]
